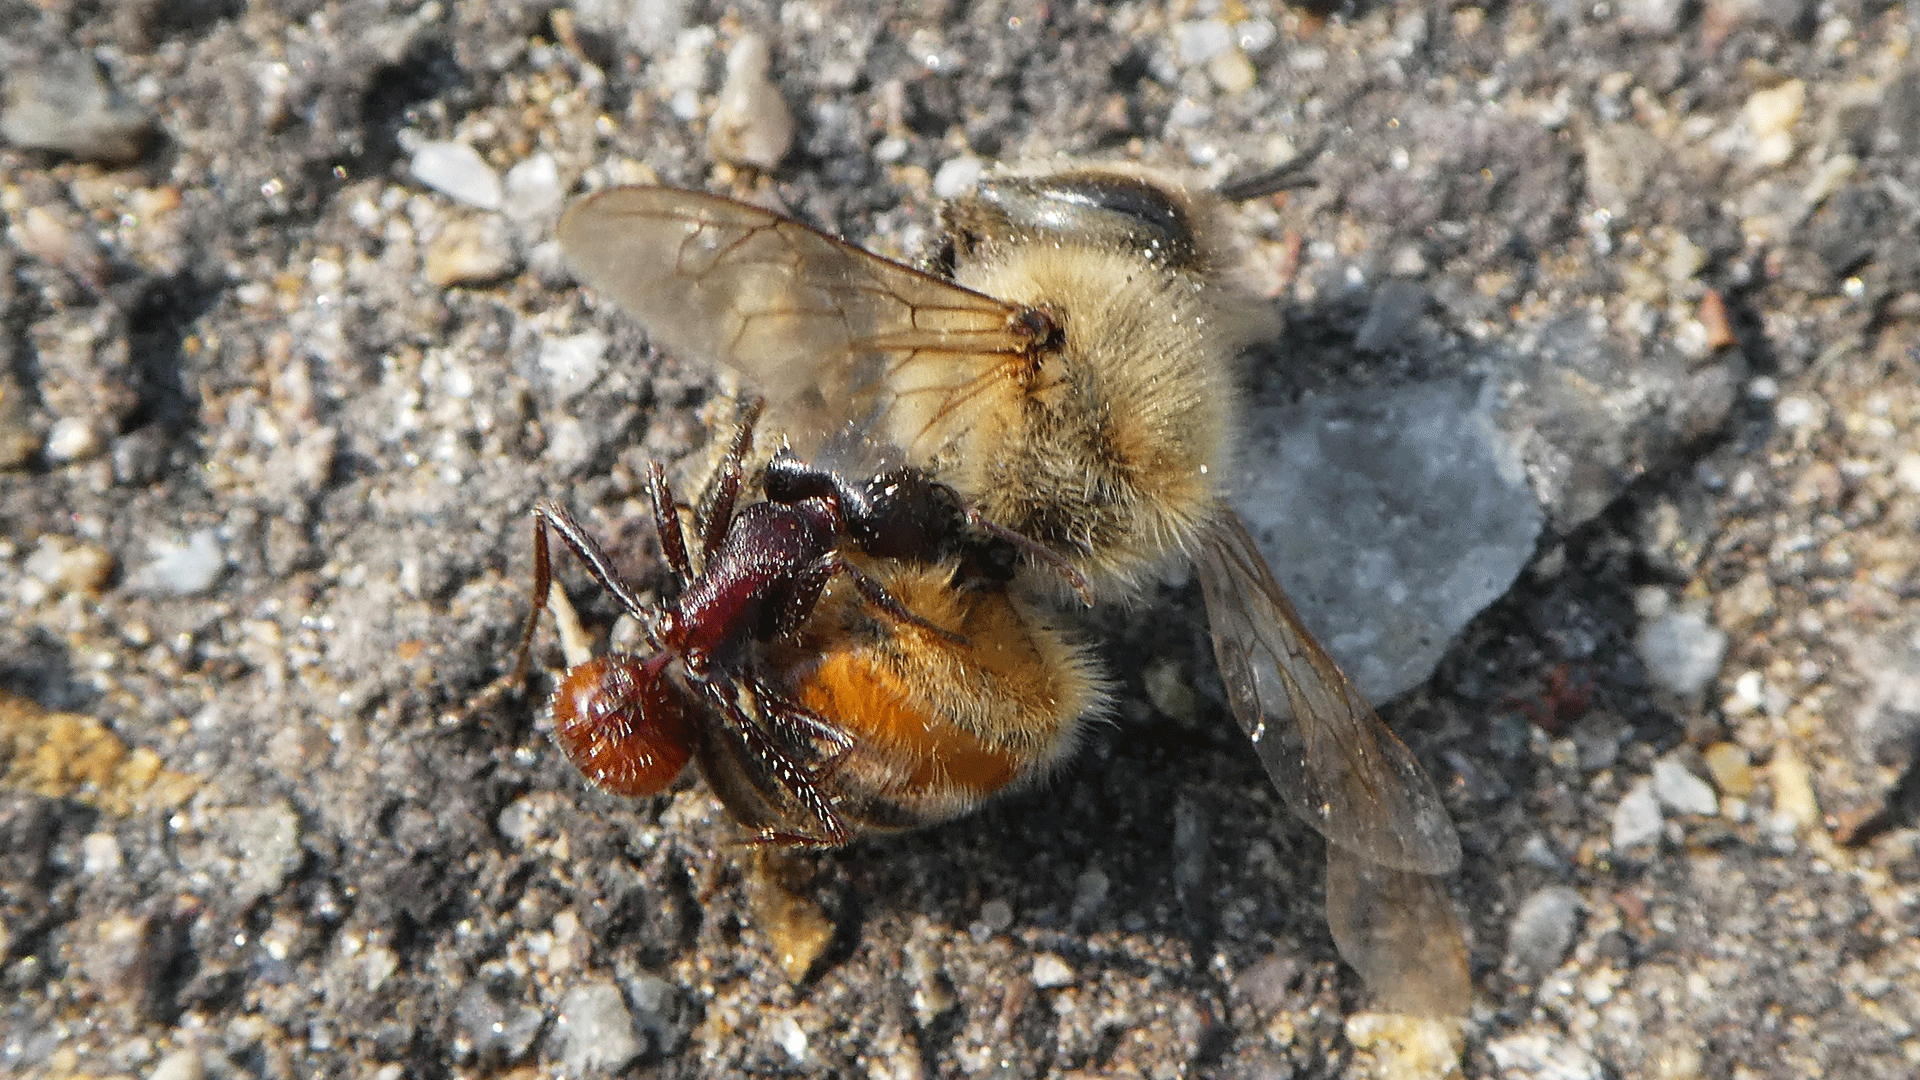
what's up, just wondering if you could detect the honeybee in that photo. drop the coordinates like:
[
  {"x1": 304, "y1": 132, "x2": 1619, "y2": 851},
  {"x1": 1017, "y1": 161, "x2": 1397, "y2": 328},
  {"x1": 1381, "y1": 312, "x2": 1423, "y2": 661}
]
[
  {"x1": 524, "y1": 403, "x2": 1106, "y2": 847},
  {"x1": 555, "y1": 166, "x2": 1469, "y2": 1015}
]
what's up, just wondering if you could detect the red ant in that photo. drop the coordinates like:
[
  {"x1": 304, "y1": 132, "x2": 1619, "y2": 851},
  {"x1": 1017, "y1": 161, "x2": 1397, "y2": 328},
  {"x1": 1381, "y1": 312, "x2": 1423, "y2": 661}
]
[{"x1": 515, "y1": 401, "x2": 1085, "y2": 847}]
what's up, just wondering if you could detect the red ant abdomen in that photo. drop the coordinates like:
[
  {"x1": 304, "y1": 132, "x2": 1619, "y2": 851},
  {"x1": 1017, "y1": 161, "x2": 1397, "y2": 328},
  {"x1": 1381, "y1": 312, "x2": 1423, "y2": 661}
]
[{"x1": 550, "y1": 653, "x2": 695, "y2": 798}]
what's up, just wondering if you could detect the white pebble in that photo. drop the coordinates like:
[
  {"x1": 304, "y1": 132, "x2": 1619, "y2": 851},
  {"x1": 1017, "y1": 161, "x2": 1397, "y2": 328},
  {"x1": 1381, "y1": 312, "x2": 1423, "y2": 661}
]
[
  {"x1": 502, "y1": 153, "x2": 562, "y2": 222},
  {"x1": 1651, "y1": 756, "x2": 1720, "y2": 817},
  {"x1": 773, "y1": 1015, "x2": 808, "y2": 1062},
  {"x1": 44, "y1": 417, "x2": 104, "y2": 463},
  {"x1": 537, "y1": 331, "x2": 609, "y2": 393},
  {"x1": 1031, "y1": 953, "x2": 1074, "y2": 989},
  {"x1": 932, "y1": 156, "x2": 985, "y2": 200},
  {"x1": 1774, "y1": 394, "x2": 1821, "y2": 429},
  {"x1": 81, "y1": 832, "x2": 123, "y2": 875},
  {"x1": 147, "y1": 1048, "x2": 205, "y2": 1080},
  {"x1": 556, "y1": 981, "x2": 644, "y2": 1074},
  {"x1": 410, "y1": 140, "x2": 503, "y2": 211},
  {"x1": 1744, "y1": 80, "x2": 1805, "y2": 168},
  {"x1": 138, "y1": 529, "x2": 226, "y2": 596},
  {"x1": 708, "y1": 34, "x2": 793, "y2": 170},
  {"x1": 1636, "y1": 607, "x2": 1727, "y2": 697},
  {"x1": 1176, "y1": 19, "x2": 1233, "y2": 65},
  {"x1": 1611, "y1": 779, "x2": 1663, "y2": 849}
]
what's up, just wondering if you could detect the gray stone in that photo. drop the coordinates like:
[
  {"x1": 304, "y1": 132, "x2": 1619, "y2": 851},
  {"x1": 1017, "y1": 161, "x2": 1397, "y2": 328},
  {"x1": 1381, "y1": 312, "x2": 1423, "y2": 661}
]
[
  {"x1": 554, "y1": 981, "x2": 644, "y2": 1075},
  {"x1": 1651, "y1": 756, "x2": 1720, "y2": 817},
  {"x1": 1611, "y1": 780, "x2": 1663, "y2": 850},
  {"x1": 1, "y1": 51, "x2": 152, "y2": 163},
  {"x1": 1504, "y1": 886, "x2": 1586, "y2": 983},
  {"x1": 1233, "y1": 379, "x2": 1544, "y2": 702},
  {"x1": 1637, "y1": 608, "x2": 1728, "y2": 698}
]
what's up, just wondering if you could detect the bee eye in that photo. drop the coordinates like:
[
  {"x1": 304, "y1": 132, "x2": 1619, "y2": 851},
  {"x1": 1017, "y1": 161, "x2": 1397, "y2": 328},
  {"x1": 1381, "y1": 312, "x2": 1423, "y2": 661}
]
[{"x1": 971, "y1": 172, "x2": 1199, "y2": 267}]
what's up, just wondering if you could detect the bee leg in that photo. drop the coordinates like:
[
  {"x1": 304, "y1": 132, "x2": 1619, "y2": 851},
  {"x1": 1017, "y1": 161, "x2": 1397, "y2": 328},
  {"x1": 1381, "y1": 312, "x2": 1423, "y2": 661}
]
[{"x1": 698, "y1": 676, "x2": 852, "y2": 848}]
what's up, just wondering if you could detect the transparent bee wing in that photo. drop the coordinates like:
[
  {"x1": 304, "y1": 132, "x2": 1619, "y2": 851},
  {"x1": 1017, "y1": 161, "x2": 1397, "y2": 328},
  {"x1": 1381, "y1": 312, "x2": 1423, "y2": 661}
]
[
  {"x1": 1324, "y1": 848, "x2": 1471, "y2": 1017},
  {"x1": 557, "y1": 187, "x2": 1036, "y2": 462},
  {"x1": 1194, "y1": 509, "x2": 1462, "y2": 875}
]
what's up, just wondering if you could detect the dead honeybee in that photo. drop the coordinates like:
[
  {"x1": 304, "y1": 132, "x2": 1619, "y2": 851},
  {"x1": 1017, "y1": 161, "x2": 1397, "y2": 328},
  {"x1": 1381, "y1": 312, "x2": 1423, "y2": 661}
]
[
  {"x1": 555, "y1": 166, "x2": 1469, "y2": 1015},
  {"x1": 524, "y1": 404, "x2": 1106, "y2": 847}
]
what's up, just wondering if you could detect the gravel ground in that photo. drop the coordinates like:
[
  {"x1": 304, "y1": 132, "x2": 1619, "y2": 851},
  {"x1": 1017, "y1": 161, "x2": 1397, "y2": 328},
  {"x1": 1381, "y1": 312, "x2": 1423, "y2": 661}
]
[{"x1": 4, "y1": 1, "x2": 1919, "y2": 1078}]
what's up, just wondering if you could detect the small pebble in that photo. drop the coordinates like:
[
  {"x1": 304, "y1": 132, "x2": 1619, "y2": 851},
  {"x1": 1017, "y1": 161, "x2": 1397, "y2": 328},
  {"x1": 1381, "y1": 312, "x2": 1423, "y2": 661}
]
[
  {"x1": 773, "y1": 1015, "x2": 808, "y2": 1062},
  {"x1": 1031, "y1": 953, "x2": 1074, "y2": 989},
  {"x1": 1744, "y1": 80, "x2": 1805, "y2": 168},
  {"x1": 411, "y1": 140, "x2": 504, "y2": 211},
  {"x1": 1635, "y1": 607, "x2": 1727, "y2": 697},
  {"x1": 81, "y1": 832, "x2": 123, "y2": 876},
  {"x1": 24, "y1": 536, "x2": 115, "y2": 596},
  {"x1": 555, "y1": 981, "x2": 644, "y2": 1074},
  {"x1": 1651, "y1": 756, "x2": 1719, "y2": 816},
  {"x1": 454, "y1": 986, "x2": 544, "y2": 1062},
  {"x1": 1768, "y1": 745, "x2": 1819, "y2": 830},
  {"x1": 932, "y1": 156, "x2": 985, "y2": 200},
  {"x1": 1871, "y1": 450, "x2": 1920, "y2": 496},
  {"x1": 0, "y1": 51, "x2": 153, "y2": 163},
  {"x1": 1611, "y1": 779, "x2": 1663, "y2": 849},
  {"x1": 1774, "y1": 394, "x2": 1821, "y2": 429},
  {"x1": 219, "y1": 800, "x2": 304, "y2": 902},
  {"x1": 623, "y1": 972, "x2": 679, "y2": 1050},
  {"x1": 1486, "y1": 1032, "x2": 1606, "y2": 1080},
  {"x1": 1208, "y1": 49, "x2": 1257, "y2": 94},
  {"x1": 708, "y1": 34, "x2": 793, "y2": 170},
  {"x1": 1504, "y1": 886, "x2": 1585, "y2": 983},
  {"x1": 502, "y1": 153, "x2": 563, "y2": 222},
  {"x1": 1176, "y1": 19, "x2": 1234, "y2": 65},
  {"x1": 1702, "y1": 742, "x2": 1754, "y2": 797},
  {"x1": 1070, "y1": 867, "x2": 1110, "y2": 922},
  {"x1": 0, "y1": 383, "x2": 37, "y2": 469},
  {"x1": 978, "y1": 898, "x2": 1014, "y2": 934},
  {"x1": 537, "y1": 332, "x2": 610, "y2": 394},
  {"x1": 135, "y1": 530, "x2": 226, "y2": 596},
  {"x1": 424, "y1": 215, "x2": 516, "y2": 287},
  {"x1": 1344, "y1": 1013, "x2": 1465, "y2": 1080},
  {"x1": 45, "y1": 418, "x2": 106, "y2": 464},
  {"x1": 1142, "y1": 660, "x2": 1197, "y2": 723},
  {"x1": 147, "y1": 1048, "x2": 205, "y2": 1080}
]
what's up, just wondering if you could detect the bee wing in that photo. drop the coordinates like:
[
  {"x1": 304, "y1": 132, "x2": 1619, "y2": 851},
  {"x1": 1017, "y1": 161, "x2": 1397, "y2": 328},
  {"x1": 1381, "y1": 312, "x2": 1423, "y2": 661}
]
[
  {"x1": 1195, "y1": 510, "x2": 1462, "y2": 875},
  {"x1": 557, "y1": 186, "x2": 1033, "y2": 461},
  {"x1": 1324, "y1": 848, "x2": 1471, "y2": 1017}
]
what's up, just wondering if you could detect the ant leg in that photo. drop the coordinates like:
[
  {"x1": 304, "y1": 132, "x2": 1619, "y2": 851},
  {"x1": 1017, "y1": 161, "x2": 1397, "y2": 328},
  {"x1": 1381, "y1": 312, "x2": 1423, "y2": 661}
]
[
  {"x1": 697, "y1": 676, "x2": 851, "y2": 848},
  {"x1": 967, "y1": 511, "x2": 1094, "y2": 606},
  {"x1": 779, "y1": 552, "x2": 970, "y2": 647},
  {"x1": 646, "y1": 463, "x2": 695, "y2": 586},
  {"x1": 531, "y1": 502, "x2": 657, "y2": 626},
  {"x1": 749, "y1": 679, "x2": 856, "y2": 765},
  {"x1": 695, "y1": 398, "x2": 763, "y2": 562},
  {"x1": 446, "y1": 504, "x2": 623, "y2": 723}
]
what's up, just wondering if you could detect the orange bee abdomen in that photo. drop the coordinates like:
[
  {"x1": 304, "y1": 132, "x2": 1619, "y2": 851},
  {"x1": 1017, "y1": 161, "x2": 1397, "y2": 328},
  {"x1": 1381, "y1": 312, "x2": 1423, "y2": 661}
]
[
  {"x1": 772, "y1": 565, "x2": 1108, "y2": 829},
  {"x1": 797, "y1": 649, "x2": 1022, "y2": 804}
]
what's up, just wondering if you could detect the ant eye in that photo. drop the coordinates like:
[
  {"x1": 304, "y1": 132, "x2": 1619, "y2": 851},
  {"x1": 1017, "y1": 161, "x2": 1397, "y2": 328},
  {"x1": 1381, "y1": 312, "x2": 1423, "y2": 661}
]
[{"x1": 550, "y1": 656, "x2": 694, "y2": 797}]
